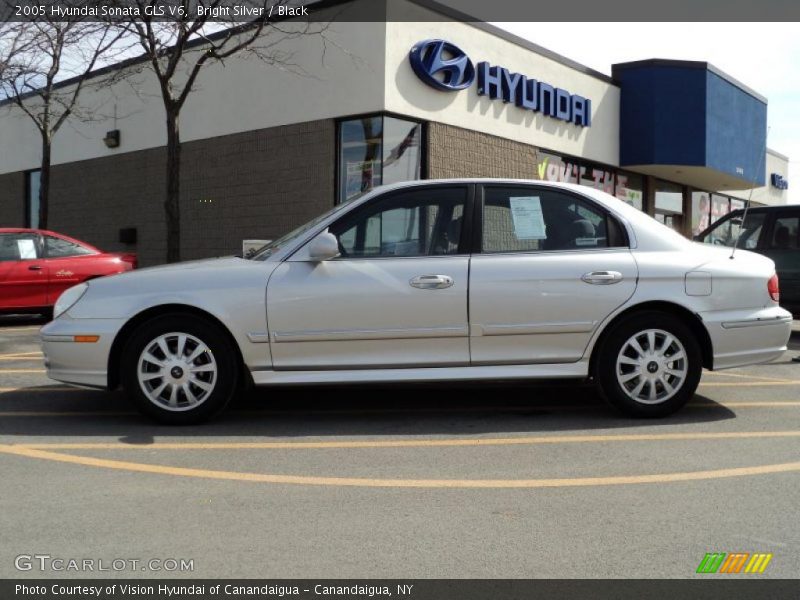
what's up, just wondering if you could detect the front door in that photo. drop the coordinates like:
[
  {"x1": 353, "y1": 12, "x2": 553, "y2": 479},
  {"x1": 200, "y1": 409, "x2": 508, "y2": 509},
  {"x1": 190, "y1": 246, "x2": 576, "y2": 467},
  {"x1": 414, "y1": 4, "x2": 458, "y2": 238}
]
[
  {"x1": 0, "y1": 232, "x2": 47, "y2": 310},
  {"x1": 469, "y1": 184, "x2": 638, "y2": 365},
  {"x1": 267, "y1": 185, "x2": 471, "y2": 369}
]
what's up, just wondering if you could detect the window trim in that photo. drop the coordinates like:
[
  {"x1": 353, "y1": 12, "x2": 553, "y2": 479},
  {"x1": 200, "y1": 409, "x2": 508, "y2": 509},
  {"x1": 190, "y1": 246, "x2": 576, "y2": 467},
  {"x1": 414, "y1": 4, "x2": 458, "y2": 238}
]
[
  {"x1": 474, "y1": 183, "x2": 630, "y2": 255},
  {"x1": 326, "y1": 183, "x2": 474, "y2": 261}
]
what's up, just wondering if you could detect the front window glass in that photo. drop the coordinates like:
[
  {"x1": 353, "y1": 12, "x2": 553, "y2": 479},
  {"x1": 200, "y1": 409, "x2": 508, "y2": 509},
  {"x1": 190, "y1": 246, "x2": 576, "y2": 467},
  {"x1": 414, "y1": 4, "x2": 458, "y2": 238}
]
[
  {"x1": 702, "y1": 211, "x2": 765, "y2": 249},
  {"x1": 330, "y1": 187, "x2": 466, "y2": 258},
  {"x1": 482, "y1": 187, "x2": 622, "y2": 253},
  {"x1": 337, "y1": 115, "x2": 423, "y2": 203},
  {"x1": 0, "y1": 233, "x2": 39, "y2": 261}
]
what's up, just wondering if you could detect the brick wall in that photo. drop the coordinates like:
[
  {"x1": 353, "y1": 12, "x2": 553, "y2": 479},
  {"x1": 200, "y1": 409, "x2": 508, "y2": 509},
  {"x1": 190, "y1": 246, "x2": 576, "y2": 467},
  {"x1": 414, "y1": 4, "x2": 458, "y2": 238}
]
[
  {"x1": 427, "y1": 122, "x2": 540, "y2": 179},
  {"x1": 2, "y1": 119, "x2": 335, "y2": 267}
]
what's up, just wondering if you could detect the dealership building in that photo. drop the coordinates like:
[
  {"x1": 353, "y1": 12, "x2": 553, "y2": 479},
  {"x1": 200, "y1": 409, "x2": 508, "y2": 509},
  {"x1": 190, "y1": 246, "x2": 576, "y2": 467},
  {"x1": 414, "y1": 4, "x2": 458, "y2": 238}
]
[{"x1": 0, "y1": 0, "x2": 790, "y2": 266}]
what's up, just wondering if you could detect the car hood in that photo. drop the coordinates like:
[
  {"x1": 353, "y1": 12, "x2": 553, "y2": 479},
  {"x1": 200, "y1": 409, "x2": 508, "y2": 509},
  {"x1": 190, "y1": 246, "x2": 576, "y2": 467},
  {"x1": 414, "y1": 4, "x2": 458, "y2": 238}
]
[{"x1": 68, "y1": 256, "x2": 279, "y2": 320}]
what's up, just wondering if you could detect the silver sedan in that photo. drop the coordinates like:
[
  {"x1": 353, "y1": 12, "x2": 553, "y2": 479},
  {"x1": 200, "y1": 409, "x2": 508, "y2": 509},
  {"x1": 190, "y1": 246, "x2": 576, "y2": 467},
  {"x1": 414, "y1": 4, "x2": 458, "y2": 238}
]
[{"x1": 41, "y1": 180, "x2": 793, "y2": 423}]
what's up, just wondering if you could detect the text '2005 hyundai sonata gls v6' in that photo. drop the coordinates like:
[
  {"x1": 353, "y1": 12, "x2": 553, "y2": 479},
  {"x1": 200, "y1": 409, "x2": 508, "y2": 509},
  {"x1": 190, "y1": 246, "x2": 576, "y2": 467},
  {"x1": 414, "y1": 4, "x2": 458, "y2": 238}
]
[{"x1": 41, "y1": 180, "x2": 793, "y2": 423}]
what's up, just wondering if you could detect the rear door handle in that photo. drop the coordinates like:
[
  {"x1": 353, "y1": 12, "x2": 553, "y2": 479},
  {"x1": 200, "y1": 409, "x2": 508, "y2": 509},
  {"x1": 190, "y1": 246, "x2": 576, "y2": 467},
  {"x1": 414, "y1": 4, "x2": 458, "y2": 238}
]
[
  {"x1": 28, "y1": 265, "x2": 42, "y2": 271},
  {"x1": 581, "y1": 270, "x2": 623, "y2": 285},
  {"x1": 410, "y1": 275, "x2": 454, "y2": 290}
]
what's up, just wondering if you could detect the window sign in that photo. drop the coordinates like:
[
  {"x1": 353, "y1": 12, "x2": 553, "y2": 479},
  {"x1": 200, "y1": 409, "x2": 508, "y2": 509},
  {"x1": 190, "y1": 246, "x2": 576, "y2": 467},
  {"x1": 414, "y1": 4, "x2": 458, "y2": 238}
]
[
  {"x1": 509, "y1": 196, "x2": 547, "y2": 240},
  {"x1": 17, "y1": 239, "x2": 36, "y2": 259}
]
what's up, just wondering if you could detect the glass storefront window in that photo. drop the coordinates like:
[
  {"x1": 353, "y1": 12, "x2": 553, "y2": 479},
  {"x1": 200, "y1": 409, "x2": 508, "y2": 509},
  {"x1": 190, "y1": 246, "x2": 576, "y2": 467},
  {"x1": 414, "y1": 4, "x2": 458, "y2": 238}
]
[
  {"x1": 26, "y1": 170, "x2": 41, "y2": 229},
  {"x1": 691, "y1": 191, "x2": 711, "y2": 236},
  {"x1": 337, "y1": 115, "x2": 423, "y2": 203},
  {"x1": 655, "y1": 180, "x2": 684, "y2": 232},
  {"x1": 535, "y1": 152, "x2": 641, "y2": 208},
  {"x1": 615, "y1": 171, "x2": 643, "y2": 211},
  {"x1": 382, "y1": 117, "x2": 422, "y2": 186},
  {"x1": 711, "y1": 194, "x2": 731, "y2": 226}
]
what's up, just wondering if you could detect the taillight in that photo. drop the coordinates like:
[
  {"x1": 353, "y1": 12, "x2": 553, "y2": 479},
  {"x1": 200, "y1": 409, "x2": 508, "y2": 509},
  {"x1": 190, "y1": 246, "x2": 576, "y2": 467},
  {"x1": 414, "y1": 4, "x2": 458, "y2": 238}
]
[{"x1": 768, "y1": 274, "x2": 780, "y2": 302}]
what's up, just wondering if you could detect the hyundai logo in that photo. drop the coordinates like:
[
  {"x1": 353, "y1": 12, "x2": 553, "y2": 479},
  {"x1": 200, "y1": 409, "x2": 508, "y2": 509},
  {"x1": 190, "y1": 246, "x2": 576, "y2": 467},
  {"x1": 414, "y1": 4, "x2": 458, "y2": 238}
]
[{"x1": 409, "y1": 39, "x2": 475, "y2": 91}]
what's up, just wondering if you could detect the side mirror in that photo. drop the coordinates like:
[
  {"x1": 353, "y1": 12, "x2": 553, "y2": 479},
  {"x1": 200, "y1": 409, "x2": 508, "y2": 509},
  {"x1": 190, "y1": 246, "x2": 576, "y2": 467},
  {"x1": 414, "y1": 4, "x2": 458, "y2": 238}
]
[{"x1": 307, "y1": 232, "x2": 340, "y2": 262}]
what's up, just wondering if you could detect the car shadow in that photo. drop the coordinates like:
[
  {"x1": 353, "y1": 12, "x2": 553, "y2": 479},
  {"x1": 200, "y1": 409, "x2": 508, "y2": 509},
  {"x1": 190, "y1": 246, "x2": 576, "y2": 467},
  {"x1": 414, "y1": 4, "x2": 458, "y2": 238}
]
[
  {"x1": 0, "y1": 314, "x2": 49, "y2": 327},
  {"x1": 0, "y1": 381, "x2": 736, "y2": 442}
]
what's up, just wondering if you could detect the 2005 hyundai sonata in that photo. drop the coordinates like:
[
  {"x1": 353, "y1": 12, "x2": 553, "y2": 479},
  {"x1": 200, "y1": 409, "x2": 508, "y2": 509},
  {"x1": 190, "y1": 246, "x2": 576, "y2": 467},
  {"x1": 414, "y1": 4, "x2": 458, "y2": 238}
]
[{"x1": 41, "y1": 180, "x2": 793, "y2": 423}]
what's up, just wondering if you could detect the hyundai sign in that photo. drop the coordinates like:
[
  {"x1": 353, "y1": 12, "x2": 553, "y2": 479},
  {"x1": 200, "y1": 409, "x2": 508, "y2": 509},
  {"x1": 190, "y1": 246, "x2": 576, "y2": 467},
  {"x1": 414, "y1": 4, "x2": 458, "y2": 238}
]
[{"x1": 409, "y1": 39, "x2": 592, "y2": 127}]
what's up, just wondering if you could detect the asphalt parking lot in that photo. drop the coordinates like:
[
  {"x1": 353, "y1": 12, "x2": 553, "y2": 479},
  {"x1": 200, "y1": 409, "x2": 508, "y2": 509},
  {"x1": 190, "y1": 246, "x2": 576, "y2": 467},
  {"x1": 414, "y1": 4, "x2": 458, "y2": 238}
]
[{"x1": 0, "y1": 316, "x2": 799, "y2": 579}]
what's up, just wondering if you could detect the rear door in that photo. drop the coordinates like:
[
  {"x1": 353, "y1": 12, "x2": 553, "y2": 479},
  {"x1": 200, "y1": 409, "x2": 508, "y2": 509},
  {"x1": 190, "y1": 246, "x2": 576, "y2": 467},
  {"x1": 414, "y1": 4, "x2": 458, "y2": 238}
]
[
  {"x1": 0, "y1": 232, "x2": 47, "y2": 310},
  {"x1": 42, "y1": 234, "x2": 100, "y2": 304},
  {"x1": 469, "y1": 184, "x2": 638, "y2": 365}
]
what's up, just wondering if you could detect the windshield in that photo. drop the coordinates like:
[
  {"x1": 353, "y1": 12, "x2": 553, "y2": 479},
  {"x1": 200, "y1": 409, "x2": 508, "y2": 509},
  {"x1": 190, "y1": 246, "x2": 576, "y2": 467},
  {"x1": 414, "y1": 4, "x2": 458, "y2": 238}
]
[
  {"x1": 250, "y1": 200, "x2": 358, "y2": 260},
  {"x1": 699, "y1": 211, "x2": 766, "y2": 249}
]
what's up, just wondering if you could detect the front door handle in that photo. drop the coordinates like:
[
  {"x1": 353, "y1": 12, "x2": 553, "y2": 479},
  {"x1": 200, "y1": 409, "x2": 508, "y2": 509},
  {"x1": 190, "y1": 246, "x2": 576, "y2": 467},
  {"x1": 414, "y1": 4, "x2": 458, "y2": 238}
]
[
  {"x1": 410, "y1": 274, "x2": 454, "y2": 290},
  {"x1": 581, "y1": 270, "x2": 623, "y2": 285}
]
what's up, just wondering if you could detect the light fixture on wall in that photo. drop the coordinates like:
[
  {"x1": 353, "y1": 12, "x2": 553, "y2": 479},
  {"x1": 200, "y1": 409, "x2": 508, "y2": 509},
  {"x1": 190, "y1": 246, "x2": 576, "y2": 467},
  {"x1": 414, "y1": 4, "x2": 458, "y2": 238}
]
[
  {"x1": 103, "y1": 103, "x2": 121, "y2": 149},
  {"x1": 103, "y1": 130, "x2": 120, "y2": 148}
]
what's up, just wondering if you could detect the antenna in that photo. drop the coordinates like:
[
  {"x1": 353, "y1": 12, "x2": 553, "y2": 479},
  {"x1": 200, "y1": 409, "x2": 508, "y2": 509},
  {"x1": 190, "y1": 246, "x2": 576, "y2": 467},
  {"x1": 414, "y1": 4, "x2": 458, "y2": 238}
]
[{"x1": 731, "y1": 126, "x2": 770, "y2": 259}]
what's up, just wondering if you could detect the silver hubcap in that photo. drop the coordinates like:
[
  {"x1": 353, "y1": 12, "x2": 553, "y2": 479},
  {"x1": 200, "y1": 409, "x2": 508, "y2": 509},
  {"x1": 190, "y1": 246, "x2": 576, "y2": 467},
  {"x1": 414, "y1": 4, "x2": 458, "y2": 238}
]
[
  {"x1": 615, "y1": 329, "x2": 688, "y2": 405},
  {"x1": 137, "y1": 332, "x2": 217, "y2": 412}
]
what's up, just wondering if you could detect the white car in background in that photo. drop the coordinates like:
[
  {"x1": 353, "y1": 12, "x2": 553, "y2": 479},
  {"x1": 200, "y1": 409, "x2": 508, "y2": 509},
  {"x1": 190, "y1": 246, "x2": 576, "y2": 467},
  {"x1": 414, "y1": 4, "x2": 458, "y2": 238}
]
[{"x1": 41, "y1": 180, "x2": 793, "y2": 423}]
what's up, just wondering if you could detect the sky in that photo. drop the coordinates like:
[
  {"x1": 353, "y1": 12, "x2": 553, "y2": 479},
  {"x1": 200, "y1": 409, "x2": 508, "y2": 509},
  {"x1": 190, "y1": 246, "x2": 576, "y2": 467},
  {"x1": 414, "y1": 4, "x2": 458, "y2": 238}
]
[{"x1": 494, "y1": 22, "x2": 800, "y2": 204}]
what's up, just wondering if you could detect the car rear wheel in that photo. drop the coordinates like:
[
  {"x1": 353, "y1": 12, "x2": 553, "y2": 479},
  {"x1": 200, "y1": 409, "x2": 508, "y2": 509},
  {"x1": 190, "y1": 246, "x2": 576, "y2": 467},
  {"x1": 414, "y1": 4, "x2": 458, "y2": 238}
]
[
  {"x1": 121, "y1": 314, "x2": 238, "y2": 424},
  {"x1": 595, "y1": 311, "x2": 702, "y2": 417}
]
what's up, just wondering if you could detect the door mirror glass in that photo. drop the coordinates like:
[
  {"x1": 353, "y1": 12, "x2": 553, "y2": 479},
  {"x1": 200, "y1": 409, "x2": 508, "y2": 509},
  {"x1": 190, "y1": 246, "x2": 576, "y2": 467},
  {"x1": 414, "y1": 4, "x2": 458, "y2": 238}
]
[{"x1": 307, "y1": 231, "x2": 341, "y2": 262}]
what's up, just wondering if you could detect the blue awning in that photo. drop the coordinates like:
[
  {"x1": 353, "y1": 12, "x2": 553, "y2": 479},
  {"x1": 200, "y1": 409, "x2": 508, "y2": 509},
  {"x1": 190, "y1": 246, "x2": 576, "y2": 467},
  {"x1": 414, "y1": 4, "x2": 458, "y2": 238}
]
[{"x1": 612, "y1": 60, "x2": 767, "y2": 190}]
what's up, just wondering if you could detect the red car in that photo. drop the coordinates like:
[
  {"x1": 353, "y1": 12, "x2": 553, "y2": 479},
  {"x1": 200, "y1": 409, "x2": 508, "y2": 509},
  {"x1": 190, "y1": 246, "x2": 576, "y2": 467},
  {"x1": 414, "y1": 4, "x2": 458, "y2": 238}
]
[{"x1": 0, "y1": 228, "x2": 136, "y2": 317}]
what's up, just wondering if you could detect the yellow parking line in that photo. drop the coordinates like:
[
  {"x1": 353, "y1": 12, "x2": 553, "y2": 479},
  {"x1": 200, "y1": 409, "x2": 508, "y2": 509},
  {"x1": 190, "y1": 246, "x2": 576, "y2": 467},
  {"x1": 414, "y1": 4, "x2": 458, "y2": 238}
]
[
  {"x1": 699, "y1": 381, "x2": 800, "y2": 386},
  {"x1": 16, "y1": 430, "x2": 800, "y2": 450},
  {"x1": 703, "y1": 371, "x2": 798, "y2": 383},
  {"x1": 0, "y1": 411, "x2": 134, "y2": 417},
  {"x1": 1, "y1": 443, "x2": 798, "y2": 488}
]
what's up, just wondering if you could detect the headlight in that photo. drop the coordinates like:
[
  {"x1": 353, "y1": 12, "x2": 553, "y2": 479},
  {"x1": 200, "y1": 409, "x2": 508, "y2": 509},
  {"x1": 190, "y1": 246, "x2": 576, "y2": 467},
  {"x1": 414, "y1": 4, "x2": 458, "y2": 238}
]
[{"x1": 53, "y1": 283, "x2": 89, "y2": 319}]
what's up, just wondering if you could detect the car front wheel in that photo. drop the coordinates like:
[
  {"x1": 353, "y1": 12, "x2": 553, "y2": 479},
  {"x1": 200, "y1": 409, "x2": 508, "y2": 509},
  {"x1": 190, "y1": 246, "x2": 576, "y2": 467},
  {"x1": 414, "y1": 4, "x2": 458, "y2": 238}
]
[
  {"x1": 121, "y1": 314, "x2": 238, "y2": 424},
  {"x1": 595, "y1": 311, "x2": 702, "y2": 417}
]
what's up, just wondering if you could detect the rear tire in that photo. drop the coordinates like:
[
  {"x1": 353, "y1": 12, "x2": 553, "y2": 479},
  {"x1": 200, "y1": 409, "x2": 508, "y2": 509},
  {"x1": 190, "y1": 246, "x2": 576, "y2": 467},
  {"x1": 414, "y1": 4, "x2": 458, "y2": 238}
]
[
  {"x1": 595, "y1": 311, "x2": 702, "y2": 418},
  {"x1": 120, "y1": 314, "x2": 238, "y2": 424}
]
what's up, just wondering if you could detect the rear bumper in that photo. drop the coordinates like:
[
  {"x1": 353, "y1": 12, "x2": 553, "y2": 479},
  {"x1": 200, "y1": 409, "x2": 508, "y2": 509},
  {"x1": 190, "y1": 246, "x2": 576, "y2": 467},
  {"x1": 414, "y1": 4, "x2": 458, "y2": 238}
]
[
  {"x1": 700, "y1": 305, "x2": 793, "y2": 370},
  {"x1": 40, "y1": 315, "x2": 124, "y2": 388}
]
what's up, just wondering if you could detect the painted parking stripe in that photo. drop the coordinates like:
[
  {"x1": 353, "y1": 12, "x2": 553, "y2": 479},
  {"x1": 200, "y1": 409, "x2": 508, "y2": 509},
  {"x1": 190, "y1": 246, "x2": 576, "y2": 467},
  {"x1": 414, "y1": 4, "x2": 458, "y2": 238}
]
[
  {"x1": 0, "y1": 400, "x2": 799, "y2": 418},
  {"x1": 1, "y1": 443, "x2": 799, "y2": 488},
  {"x1": 17, "y1": 430, "x2": 800, "y2": 450},
  {"x1": 0, "y1": 369, "x2": 46, "y2": 373}
]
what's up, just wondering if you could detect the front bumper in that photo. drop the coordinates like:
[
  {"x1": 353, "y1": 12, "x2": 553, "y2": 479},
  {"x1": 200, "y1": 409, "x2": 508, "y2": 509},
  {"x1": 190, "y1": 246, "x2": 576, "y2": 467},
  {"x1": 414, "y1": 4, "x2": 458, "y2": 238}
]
[
  {"x1": 40, "y1": 315, "x2": 125, "y2": 388},
  {"x1": 700, "y1": 305, "x2": 793, "y2": 370}
]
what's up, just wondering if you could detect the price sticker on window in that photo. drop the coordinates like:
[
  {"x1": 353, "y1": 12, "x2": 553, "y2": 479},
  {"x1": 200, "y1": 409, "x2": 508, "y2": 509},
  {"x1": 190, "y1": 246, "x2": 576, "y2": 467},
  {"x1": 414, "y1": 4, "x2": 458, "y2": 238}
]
[{"x1": 509, "y1": 196, "x2": 547, "y2": 240}]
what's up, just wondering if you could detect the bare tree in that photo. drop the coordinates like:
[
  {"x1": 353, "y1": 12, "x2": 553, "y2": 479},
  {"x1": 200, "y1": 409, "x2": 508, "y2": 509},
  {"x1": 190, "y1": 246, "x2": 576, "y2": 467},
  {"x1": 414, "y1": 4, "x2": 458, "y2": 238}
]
[
  {"x1": 119, "y1": 1, "x2": 328, "y2": 263},
  {"x1": 0, "y1": 11, "x2": 131, "y2": 228}
]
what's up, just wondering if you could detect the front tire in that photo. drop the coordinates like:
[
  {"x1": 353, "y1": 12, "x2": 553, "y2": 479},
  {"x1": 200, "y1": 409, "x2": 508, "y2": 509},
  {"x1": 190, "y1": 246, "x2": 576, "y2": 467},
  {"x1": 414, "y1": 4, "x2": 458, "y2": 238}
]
[
  {"x1": 121, "y1": 314, "x2": 239, "y2": 424},
  {"x1": 595, "y1": 311, "x2": 702, "y2": 418}
]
